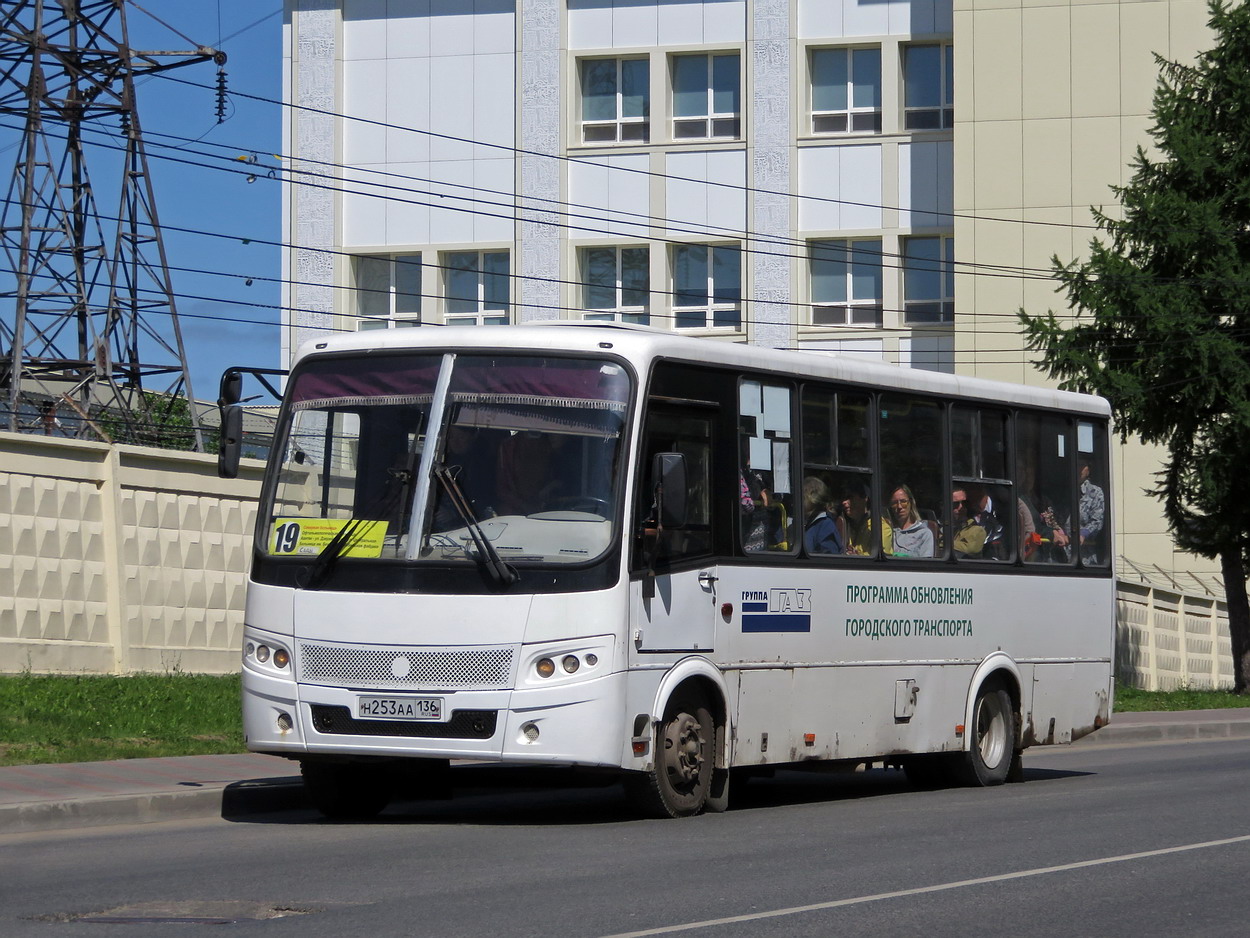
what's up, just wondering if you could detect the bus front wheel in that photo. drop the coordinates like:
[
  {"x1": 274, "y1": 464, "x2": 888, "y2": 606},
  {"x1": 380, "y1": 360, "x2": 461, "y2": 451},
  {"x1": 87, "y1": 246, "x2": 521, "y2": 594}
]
[
  {"x1": 628, "y1": 693, "x2": 714, "y2": 818},
  {"x1": 301, "y1": 760, "x2": 396, "y2": 819},
  {"x1": 959, "y1": 685, "x2": 1016, "y2": 786}
]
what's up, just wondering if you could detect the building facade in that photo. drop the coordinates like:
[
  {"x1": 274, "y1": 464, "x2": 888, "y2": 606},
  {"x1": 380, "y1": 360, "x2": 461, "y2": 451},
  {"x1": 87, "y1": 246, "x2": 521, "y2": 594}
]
[{"x1": 281, "y1": 0, "x2": 1217, "y2": 581}]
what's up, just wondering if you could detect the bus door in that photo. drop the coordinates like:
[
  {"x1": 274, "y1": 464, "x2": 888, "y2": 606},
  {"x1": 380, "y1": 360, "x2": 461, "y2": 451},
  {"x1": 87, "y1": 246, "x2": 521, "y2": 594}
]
[{"x1": 631, "y1": 404, "x2": 718, "y2": 653}]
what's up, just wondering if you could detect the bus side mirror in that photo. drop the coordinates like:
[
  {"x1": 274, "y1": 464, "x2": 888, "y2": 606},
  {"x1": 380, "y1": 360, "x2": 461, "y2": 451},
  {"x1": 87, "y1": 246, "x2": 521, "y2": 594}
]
[
  {"x1": 218, "y1": 405, "x2": 242, "y2": 479},
  {"x1": 653, "y1": 452, "x2": 688, "y2": 529},
  {"x1": 218, "y1": 368, "x2": 243, "y2": 479}
]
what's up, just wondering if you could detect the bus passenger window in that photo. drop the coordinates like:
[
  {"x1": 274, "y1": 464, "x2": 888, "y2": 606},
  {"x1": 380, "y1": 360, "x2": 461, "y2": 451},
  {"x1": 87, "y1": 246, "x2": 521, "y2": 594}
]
[
  {"x1": 739, "y1": 379, "x2": 795, "y2": 553},
  {"x1": 800, "y1": 385, "x2": 875, "y2": 557},
  {"x1": 880, "y1": 394, "x2": 942, "y2": 559},
  {"x1": 950, "y1": 406, "x2": 1013, "y2": 561},
  {"x1": 1076, "y1": 421, "x2": 1109, "y2": 567},
  {"x1": 637, "y1": 410, "x2": 713, "y2": 565},
  {"x1": 1017, "y1": 413, "x2": 1075, "y2": 565}
]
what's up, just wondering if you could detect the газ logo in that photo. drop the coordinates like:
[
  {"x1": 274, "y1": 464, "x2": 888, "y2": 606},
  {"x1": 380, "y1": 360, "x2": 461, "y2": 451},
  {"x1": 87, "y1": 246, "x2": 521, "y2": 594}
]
[{"x1": 741, "y1": 588, "x2": 812, "y2": 632}]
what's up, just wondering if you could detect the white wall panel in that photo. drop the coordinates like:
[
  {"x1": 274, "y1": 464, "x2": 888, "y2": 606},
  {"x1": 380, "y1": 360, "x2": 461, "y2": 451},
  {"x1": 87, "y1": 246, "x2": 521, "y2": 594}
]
[
  {"x1": 801, "y1": 339, "x2": 885, "y2": 360},
  {"x1": 567, "y1": 159, "x2": 611, "y2": 239},
  {"x1": 426, "y1": 159, "x2": 477, "y2": 244},
  {"x1": 429, "y1": 0, "x2": 476, "y2": 56},
  {"x1": 703, "y1": 0, "x2": 747, "y2": 44},
  {"x1": 606, "y1": 154, "x2": 652, "y2": 238},
  {"x1": 798, "y1": 147, "x2": 841, "y2": 231},
  {"x1": 474, "y1": 53, "x2": 517, "y2": 149},
  {"x1": 383, "y1": 162, "x2": 431, "y2": 246},
  {"x1": 705, "y1": 149, "x2": 747, "y2": 233},
  {"x1": 386, "y1": 57, "x2": 431, "y2": 163},
  {"x1": 613, "y1": 1, "x2": 660, "y2": 48},
  {"x1": 843, "y1": 0, "x2": 890, "y2": 38},
  {"x1": 474, "y1": 1, "x2": 516, "y2": 54},
  {"x1": 657, "y1": 0, "x2": 705, "y2": 45},
  {"x1": 666, "y1": 151, "x2": 711, "y2": 235},
  {"x1": 899, "y1": 140, "x2": 953, "y2": 229},
  {"x1": 342, "y1": 166, "x2": 387, "y2": 247},
  {"x1": 343, "y1": 0, "x2": 388, "y2": 60},
  {"x1": 838, "y1": 145, "x2": 883, "y2": 229},
  {"x1": 473, "y1": 158, "x2": 517, "y2": 242},
  {"x1": 386, "y1": 0, "x2": 432, "y2": 59},
  {"x1": 343, "y1": 61, "x2": 387, "y2": 166},
  {"x1": 797, "y1": 0, "x2": 844, "y2": 39},
  {"x1": 568, "y1": 1, "x2": 612, "y2": 50},
  {"x1": 427, "y1": 55, "x2": 478, "y2": 162}
]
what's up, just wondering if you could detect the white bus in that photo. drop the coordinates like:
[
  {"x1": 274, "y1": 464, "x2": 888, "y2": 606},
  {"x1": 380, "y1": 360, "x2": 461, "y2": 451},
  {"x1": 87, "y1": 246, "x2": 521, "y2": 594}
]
[{"x1": 219, "y1": 324, "x2": 1114, "y2": 819}]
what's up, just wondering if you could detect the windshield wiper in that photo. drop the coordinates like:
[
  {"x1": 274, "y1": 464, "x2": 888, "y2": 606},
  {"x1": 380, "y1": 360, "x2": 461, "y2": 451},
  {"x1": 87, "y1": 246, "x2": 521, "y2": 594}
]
[
  {"x1": 303, "y1": 458, "x2": 417, "y2": 590},
  {"x1": 432, "y1": 464, "x2": 519, "y2": 587}
]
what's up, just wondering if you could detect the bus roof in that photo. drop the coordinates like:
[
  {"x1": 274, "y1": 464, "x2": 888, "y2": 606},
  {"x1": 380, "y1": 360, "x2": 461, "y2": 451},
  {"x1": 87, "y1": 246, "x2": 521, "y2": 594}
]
[{"x1": 291, "y1": 323, "x2": 1110, "y2": 417}]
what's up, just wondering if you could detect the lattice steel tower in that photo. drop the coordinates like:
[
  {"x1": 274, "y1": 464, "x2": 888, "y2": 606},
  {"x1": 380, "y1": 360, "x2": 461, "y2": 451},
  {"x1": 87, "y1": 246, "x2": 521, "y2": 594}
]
[{"x1": 0, "y1": 0, "x2": 223, "y2": 448}]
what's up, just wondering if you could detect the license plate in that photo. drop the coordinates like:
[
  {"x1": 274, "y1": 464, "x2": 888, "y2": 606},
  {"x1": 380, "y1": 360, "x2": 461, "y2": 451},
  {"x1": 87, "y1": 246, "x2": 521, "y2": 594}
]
[{"x1": 356, "y1": 695, "x2": 444, "y2": 721}]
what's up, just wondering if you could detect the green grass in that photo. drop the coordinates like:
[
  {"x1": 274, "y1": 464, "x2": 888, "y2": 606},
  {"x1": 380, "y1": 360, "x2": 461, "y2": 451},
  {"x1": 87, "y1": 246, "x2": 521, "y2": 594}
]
[
  {"x1": 0, "y1": 672, "x2": 244, "y2": 766},
  {"x1": 1115, "y1": 682, "x2": 1250, "y2": 712},
  {"x1": 0, "y1": 673, "x2": 1246, "y2": 766}
]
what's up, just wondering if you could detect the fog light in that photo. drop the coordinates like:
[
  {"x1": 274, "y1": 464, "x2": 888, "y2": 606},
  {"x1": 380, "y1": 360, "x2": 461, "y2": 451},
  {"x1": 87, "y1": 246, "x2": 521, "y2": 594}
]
[
  {"x1": 521, "y1": 721, "x2": 540, "y2": 742},
  {"x1": 562, "y1": 655, "x2": 580, "y2": 674},
  {"x1": 536, "y1": 657, "x2": 555, "y2": 678},
  {"x1": 256, "y1": 644, "x2": 271, "y2": 663},
  {"x1": 273, "y1": 647, "x2": 290, "y2": 669},
  {"x1": 244, "y1": 642, "x2": 255, "y2": 658},
  {"x1": 276, "y1": 711, "x2": 293, "y2": 732},
  {"x1": 585, "y1": 653, "x2": 598, "y2": 667}
]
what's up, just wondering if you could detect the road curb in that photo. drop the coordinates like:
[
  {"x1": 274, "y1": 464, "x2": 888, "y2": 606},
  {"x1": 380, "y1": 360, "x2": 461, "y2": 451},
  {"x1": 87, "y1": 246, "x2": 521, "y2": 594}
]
[
  {"x1": 1, "y1": 779, "x2": 307, "y2": 836},
  {"x1": 1075, "y1": 719, "x2": 1250, "y2": 746}
]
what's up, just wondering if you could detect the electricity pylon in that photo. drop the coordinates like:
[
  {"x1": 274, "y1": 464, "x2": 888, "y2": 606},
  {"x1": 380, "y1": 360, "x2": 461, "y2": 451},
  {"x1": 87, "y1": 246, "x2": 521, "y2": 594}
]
[{"x1": 0, "y1": 0, "x2": 224, "y2": 449}]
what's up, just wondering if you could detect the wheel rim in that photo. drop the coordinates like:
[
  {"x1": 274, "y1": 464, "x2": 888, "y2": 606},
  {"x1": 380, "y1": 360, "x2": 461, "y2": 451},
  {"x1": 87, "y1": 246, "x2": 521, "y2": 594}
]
[
  {"x1": 976, "y1": 693, "x2": 1008, "y2": 769},
  {"x1": 662, "y1": 711, "x2": 705, "y2": 792}
]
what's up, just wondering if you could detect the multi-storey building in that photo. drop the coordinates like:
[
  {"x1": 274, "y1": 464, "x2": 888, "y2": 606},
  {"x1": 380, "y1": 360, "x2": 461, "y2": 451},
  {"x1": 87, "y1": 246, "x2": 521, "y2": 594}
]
[{"x1": 281, "y1": 0, "x2": 1217, "y2": 580}]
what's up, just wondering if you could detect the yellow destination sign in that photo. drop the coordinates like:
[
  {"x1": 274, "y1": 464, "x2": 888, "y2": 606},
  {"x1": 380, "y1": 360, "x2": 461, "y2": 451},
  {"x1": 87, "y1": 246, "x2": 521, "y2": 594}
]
[{"x1": 269, "y1": 518, "x2": 389, "y2": 558}]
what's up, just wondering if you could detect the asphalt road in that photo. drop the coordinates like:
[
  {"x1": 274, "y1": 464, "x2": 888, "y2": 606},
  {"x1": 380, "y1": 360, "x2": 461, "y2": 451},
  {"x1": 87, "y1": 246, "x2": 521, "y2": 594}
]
[{"x1": 6, "y1": 737, "x2": 1250, "y2": 937}]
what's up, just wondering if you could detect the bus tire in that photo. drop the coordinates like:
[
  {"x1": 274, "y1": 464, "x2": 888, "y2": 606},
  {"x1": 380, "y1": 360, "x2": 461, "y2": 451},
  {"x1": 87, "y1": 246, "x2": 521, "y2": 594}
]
[
  {"x1": 628, "y1": 692, "x2": 714, "y2": 818},
  {"x1": 301, "y1": 760, "x2": 395, "y2": 819},
  {"x1": 959, "y1": 685, "x2": 1016, "y2": 786}
]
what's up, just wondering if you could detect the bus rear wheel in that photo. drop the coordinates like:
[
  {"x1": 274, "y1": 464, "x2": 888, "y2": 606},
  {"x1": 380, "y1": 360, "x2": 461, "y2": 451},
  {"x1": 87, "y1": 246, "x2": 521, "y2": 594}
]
[
  {"x1": 301, "y1": 760, "x2": 396, "y2": 819},
  {"x1": 628, "y1": 693, "x2": 714, "y2": 818},
  {"x1": 959, "y1": 685, "x2": 1016, "y2": 786}
]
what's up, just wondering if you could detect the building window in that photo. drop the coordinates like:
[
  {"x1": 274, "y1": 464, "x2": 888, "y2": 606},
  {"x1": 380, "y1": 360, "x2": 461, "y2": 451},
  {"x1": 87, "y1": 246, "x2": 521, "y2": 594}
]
[
  {"x1": 903, "y1": 43, "x2": 953, "y2": 130},
  {"x1": 579, "y1": 58, "x2": 649, "y2": 144},
  {"x1": 672, "y1": 243, "x2": 740, "y2": 329},
  {"x1": 809, "y1": 239, "x2": 883, "y2": 327},
  {"x1": 581, "y1": 246, "x2": 650, "y2": 324},
  {"x1": 810, "y1": 47, "x2": 881, "y2": 135},
  {"x1": 354, "y1": 254, "x2": 422, "y2": 330},
  {"x1": 444, "y1": 251, "x2": 509, "y2": 325},
  {"x1": 672, "y1": 53, "x2": 740, "y2": 140},
  {"x1": 902, "y1": 236, "x2": 954, "y2": 324}
]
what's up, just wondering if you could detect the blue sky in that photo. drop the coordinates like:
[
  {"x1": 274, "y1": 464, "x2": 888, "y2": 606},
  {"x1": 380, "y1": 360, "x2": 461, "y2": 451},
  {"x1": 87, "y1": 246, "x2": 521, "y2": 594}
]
[{"x1": 2, "y1": 1, "x2": 284, "y2": 404}]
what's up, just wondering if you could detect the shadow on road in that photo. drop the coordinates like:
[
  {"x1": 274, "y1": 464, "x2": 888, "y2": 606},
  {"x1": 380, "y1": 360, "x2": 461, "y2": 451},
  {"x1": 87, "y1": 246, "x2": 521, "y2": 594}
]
[{"x1": 224, "y1": 761, "x2": 1095, "y2": 827}]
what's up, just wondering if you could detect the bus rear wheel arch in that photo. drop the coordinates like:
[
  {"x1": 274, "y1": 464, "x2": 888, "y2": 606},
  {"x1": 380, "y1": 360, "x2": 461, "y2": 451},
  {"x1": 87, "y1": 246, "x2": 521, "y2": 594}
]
[{"x1": 958, "y1": 678, "x2": 1020, "y2": 786}]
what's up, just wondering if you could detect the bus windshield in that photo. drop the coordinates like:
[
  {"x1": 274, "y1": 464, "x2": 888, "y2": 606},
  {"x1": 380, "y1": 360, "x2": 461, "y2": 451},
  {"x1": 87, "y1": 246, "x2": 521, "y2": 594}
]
[{"x1": 263, "y1": 352, "x2": 632, "y2": 569}]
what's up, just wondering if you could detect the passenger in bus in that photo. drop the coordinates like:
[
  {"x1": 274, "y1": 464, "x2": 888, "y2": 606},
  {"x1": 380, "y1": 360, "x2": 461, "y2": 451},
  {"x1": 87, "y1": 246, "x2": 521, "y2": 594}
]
[
  {"x1": 887, "y1": 485, "x2": 934, "y2": 558},
  {"x1": 951, "y1": 487, "x2": 987, "y2": 558},
  {"x1": 802, "y1": 476, "x2": 843, "y2": 555},
  {"x1": 1076, "y1": 456, "x2": 1106, "y2": 564},
  {"x1": 841, "y1": 480, "x2": 891, "y2": 555},
  {"x1": 495, "y1": 431, "x2": 565, "y2": 516},
  {"x1": 431, "y1": 423, "x2": 497, "y2": 530},
  {"x1": 739, "y1": 467, "x2": 776, "y2": 552},
  {"x1": 953, "y1": 485, "x2": 1007, "y2": 559}
]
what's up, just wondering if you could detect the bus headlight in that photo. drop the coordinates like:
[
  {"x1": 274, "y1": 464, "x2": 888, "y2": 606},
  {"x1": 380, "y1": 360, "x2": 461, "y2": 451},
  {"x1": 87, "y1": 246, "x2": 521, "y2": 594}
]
[
  {"x1": 273, "y1": 648, "x2": 290, "y2": 669},
  {"x1": 536, "y1": 658, "x2": 556, "y2": 678}
]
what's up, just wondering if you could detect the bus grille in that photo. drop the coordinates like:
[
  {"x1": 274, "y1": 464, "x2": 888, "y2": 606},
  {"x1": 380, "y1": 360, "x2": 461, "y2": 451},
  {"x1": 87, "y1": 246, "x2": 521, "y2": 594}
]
[
  {"x1": 298, "y1": 643, "x2": 515, "y2": 689},
  {"x1": 310, "y1": 706, "x2": 497, "y2": 739}
]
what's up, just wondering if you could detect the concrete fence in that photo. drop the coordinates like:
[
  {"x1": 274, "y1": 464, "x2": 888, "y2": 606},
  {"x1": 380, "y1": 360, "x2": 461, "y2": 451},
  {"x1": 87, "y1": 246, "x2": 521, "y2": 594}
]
[
  {"x1": 0, "y1": 431, "x2": 1236, "y2": 687},
  {"x1": 1, "y1": 431, "x2": 263, "y2": 675}
]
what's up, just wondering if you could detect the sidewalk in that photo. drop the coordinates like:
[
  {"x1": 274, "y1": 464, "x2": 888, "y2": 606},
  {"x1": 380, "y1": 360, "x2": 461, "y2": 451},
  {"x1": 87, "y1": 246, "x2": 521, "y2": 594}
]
[{"x1": 4, "y1": 709, "x2": 1249, "y2": 835}]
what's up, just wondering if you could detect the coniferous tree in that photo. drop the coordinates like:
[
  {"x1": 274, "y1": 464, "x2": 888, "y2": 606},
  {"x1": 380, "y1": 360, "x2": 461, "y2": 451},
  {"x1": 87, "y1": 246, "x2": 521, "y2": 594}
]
[{"x1": 1019, "y1": 0, "x2": 1250, "y2": 690}]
